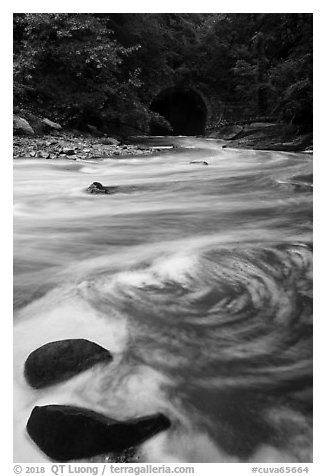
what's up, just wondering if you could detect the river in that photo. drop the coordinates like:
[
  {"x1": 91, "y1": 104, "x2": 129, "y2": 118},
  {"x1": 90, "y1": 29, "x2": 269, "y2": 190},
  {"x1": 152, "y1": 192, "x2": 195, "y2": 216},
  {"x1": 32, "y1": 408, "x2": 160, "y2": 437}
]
[{"x1": 13, "y1": 137, "x2": 313, "y2": 463}]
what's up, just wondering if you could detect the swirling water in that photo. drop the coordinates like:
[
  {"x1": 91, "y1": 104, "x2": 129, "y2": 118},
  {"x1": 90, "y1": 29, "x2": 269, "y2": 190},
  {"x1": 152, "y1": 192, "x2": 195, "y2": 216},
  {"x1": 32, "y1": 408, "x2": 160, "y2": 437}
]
[{"x1": 13, "y1": 137, "x2": 312, "y2": 463}]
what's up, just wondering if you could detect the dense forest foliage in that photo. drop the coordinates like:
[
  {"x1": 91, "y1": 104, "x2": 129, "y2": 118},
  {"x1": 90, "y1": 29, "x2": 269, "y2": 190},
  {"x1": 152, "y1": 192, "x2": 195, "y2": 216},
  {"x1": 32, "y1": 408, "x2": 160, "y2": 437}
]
[{"x1": 13, "y1": 13, "x2": 313, "y2": 134}]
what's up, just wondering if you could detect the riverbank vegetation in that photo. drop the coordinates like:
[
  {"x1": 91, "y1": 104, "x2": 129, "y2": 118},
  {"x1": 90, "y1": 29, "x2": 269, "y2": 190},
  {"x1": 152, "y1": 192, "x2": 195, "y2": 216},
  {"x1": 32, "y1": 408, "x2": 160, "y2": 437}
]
[{"x1": 13, "y1": 13, "x2": 312, "y2": 139}]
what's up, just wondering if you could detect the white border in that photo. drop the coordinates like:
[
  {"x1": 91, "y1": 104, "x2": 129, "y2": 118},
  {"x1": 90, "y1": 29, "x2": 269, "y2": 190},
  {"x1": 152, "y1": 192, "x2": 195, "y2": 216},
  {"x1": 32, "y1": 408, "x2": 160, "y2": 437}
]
[{"x1": 4, "y1": 3, "x2": 323, "y2": 474}]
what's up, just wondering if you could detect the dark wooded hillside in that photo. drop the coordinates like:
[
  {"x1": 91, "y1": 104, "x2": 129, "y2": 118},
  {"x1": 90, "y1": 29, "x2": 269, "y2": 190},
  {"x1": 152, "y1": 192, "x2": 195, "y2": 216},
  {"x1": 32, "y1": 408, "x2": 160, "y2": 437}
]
[{"x1": 13, "y1": 13, "x2": 312, "y2": 136}]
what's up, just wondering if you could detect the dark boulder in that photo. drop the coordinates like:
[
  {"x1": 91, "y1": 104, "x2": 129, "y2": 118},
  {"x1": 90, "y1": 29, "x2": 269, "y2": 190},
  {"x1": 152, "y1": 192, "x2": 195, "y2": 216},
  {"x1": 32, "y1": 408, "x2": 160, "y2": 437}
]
[
  {"x1": 86, "y1": 182, "x2": 119, "y2": 194},
  {"x1": 27, "y1": 405, "x2": 171, "y2": 461},
  {"x1": 24, "y1": 339, "x2": 112, "y2": 389}
]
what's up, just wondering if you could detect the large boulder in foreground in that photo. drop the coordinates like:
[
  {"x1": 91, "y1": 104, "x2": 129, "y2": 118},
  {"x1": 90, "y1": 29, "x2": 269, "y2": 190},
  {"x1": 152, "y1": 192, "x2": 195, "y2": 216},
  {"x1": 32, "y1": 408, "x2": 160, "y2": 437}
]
[
  {"x1": 24, "y1": 339, "x2": 113, "y2": 389},
  {"x1": 27, "y1": 405, "x2": 171, "y2": 461},
  {"x1": 13, "y1": 114, "x2": 34, "y2": 136}
]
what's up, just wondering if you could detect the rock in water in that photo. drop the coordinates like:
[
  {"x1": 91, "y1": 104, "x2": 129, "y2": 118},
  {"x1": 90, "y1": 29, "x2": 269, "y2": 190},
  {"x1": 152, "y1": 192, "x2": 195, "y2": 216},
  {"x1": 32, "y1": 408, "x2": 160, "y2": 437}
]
[
  {"x1": 86, "y1": 181, "x2": 107, "y2": 193},
  {"x1": 27, "y1": 405, "x2": 171, "y2": 461},
  {"x1": 24, "y1": 339, "x2": 113, "y2": 389},
  {"x1": 86, "y1": 182, "x2": 119, "y2": 194},
  {"x1": 190, "y1": 160, "x2": 208, "y2": 165}
]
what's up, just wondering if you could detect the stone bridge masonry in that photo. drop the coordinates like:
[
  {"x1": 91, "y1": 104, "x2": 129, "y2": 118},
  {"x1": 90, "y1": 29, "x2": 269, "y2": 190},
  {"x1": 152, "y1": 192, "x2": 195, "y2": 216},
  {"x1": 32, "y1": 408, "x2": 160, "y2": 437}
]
[{"x1": 148, "y1": 84, "x2": 255, "y2": 136}]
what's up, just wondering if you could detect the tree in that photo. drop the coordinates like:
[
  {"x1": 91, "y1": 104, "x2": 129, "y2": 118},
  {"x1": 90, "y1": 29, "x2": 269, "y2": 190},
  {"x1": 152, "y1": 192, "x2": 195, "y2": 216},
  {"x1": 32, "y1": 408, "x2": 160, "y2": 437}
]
[
  {"x1": 13, "y1": 13, "x2": 312, "y2": 133},
  {"x1": 13, "y1": 13, "x2": 142, "y2": 128}
]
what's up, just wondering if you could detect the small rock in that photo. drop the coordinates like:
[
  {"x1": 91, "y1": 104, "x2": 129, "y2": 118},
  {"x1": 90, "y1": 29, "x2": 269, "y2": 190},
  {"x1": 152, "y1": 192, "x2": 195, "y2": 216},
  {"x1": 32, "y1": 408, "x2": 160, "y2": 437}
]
[
  {"x1": 42, "y1": 118, "x2": 62, "y2": 130},
  {"x1": 190, "y1": 160, "x2": 208, "y2": 165},
  {"x1": 86, "y1": 182, "x2": 118, "y2": 194},
  {"x1": 61, "y1": 148, "x2": 75, "y2": 156},
  {"x1": 101, "y1": 137, "x2": 120, "y2": 146},
  {"x1": 87, "y1": 182, "x2": 107, "y2": 194},
  {"x1": 36, "y1": 151, "x2": 50, "y2": 159}
]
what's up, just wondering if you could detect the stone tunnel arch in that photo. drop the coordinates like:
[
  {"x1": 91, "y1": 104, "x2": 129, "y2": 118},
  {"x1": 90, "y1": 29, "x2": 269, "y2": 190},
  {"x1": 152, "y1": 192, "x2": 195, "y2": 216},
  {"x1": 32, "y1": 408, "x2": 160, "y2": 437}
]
[{"x1": 150, "y1": 87, "x2": 208, "y2": 136}]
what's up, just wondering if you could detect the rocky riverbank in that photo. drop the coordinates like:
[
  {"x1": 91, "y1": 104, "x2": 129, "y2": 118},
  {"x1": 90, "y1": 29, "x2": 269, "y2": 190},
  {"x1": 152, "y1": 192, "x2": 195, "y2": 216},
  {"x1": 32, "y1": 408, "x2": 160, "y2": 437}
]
[
  {"x1": 13, "y1": 112, "x2": 313, "y2": 157},
  {"x1": 13, "y1": 132, "x2": 163, "y2": 161},
  {"x1": 208, "y1": 122, "x2": 313, "y2": 153},
  {"x1": 13, "y1": 109, "x2": 171, "y2": 160}
]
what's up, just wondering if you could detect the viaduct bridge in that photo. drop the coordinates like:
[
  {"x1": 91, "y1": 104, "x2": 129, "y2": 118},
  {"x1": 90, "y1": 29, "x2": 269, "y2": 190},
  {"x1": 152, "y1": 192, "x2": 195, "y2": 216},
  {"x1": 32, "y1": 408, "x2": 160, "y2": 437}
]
[{"x1": 148, "y1": 83, "x2": 254, "y2": 136}]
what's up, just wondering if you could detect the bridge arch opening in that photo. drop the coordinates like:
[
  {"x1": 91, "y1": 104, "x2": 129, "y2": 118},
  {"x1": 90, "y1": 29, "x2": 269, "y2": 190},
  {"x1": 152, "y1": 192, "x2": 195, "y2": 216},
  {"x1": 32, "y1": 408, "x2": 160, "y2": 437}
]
[{"x1": 150, "y1": 87, "x2": 207, "y2": 136}]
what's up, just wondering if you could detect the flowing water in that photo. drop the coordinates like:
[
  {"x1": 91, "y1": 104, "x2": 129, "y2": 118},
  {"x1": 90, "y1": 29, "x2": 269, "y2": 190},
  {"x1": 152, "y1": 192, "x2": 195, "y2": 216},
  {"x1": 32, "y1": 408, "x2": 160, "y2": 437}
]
[{"x1": 13, "y1": 137, "x2": 313, "y2": 463}]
